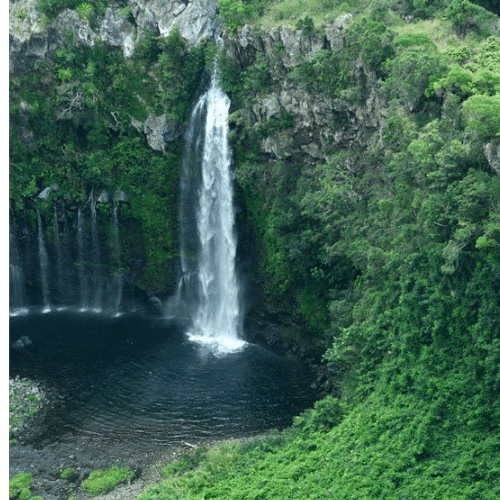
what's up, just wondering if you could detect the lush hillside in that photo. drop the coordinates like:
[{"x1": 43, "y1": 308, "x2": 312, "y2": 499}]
[
  {"x1": 9, "y1": 0, "x2": 500, "y2": 497},
  {"x1": 136, "y1": 0, "x2": 500, "y2": 498}
]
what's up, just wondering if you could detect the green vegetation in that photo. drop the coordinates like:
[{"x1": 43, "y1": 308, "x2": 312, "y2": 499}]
[
  {"x1": 80, "y1": 465, "x2": 135, "y2": 495},
  {"x1": 9, "y1": 378, "x2": 45, "y2": 446},
  {"x1": 136, "y1": 0, "x2": 499, "y2": 498},
  {"x1": 59, "y1": 467, "x2": 76, "y2": 480},
  {"x1": 9, "y1": 473, "x2": 34, "y2": 500},
  {"x1": 9, "y1": 0, "x2": 500, "y2": 498},
  {"x1": 10, "y1": 26, "x2": 212, "y2": 294}
]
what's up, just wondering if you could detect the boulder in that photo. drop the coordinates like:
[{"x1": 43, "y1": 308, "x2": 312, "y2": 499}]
[{"x1": 144, "y1": 114, "x2": 180, "y2": 152}]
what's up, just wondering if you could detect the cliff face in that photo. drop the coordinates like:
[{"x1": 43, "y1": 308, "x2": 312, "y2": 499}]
[
  {"x1": 9, "y1": 0, "x2": 220, "y2": 303},
  {"x1": 8, "y1": 1, "x2": 387, "y2": 312},
  {"x1": 10, "y1": 0, "x2": 217, "y2": 151},
  {"x1": 222, "y1": 21, "x2": 387, "y2": 165},
  {"x1": 10, "y1": 0, "x2": 217, "y2": 53}
]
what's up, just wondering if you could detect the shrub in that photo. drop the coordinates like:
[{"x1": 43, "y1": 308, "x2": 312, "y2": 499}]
[{"x1": 293, "y1": 395, "x2": 345, "y2": 432}]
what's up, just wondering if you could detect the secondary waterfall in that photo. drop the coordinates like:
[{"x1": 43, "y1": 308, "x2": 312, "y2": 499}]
[
  {"x1": 111, "y1": 201, "x2": 124, "y2": 316},
  {"x1": 173, "y1": 72, "x2": 244, "y2": 354},
  {"x1": 9, "y1": 217, "x2": 28, "y2": 315},
  {"x1": 37, "y1": 210, "x2": 51, "y2": 313},
  {"x1": 77, "y1": 207, "x2": 90, "y2": 311},
  {"x1": 90, "y1": 193, "x2": 103, "y2": 312}
]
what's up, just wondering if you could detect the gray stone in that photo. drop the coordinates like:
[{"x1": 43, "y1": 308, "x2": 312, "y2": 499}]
[
  {"x1": 37, "y1": 187, "x2": 51, "y2": 199},
  {"x1": 97, "y1": 190, "x2": 110, "y2": 203},
  {"x1": 144, "y1": 114, "x2": 180, "y2": 152},
  {"x1": 114, "y1": 190, "x2": 129, "y2": 202},
  {"x1": 131, "y1": 0, "x2": 217, "y2": 45},
  {"x1": 484, "y1": 142, "x2": 500, "y2": 175},
  {"x1": 52, "y1": 9, "x2": 96, "y2": 47},
  {"x1": 223, "y1": 21, "x2": 387, "y2": 163},
  {"x1": 100, "y1": 8, "x2": 136, "y2": 57}
]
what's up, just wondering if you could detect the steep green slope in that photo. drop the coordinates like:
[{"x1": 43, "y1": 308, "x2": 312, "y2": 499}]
[{"x1": 136, "y1": 1, "x2": 500, "y2": 497}]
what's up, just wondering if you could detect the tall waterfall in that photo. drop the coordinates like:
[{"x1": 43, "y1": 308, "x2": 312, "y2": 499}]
[{"x1": 174, "y1": 72, "x2": 245, "y2": 354}]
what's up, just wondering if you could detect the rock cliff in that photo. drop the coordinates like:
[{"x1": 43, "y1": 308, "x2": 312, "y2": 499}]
[
  {"x1": 10, "y1": 0, "x2": 217, "y2": 152},
  {"x1": 223, "y1": 20, "x2": 387, "y2": 164}
]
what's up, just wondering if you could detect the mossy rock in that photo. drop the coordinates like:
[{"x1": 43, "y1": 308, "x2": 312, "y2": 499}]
[
  {"x1": 9, "y1": 472, "x2": 32, "y2": 499},
  {"x1": 59, "y1": 467, "x2": 77, "y2": 480},
  {"x1": 81, "y1": 465, "x2": 135, "y2": 496}
]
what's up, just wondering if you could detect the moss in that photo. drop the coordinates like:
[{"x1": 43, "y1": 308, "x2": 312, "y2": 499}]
[
  {"x1": 9, "y1": 472, "x2": 32, "y2": 498},
  {"x1": 59, "y1": 467, "x2": 76, "y2": 480},
  {"x1": 81, "y1": 466, "x2": 135, "y2": 496},
  {"x1": 18, "y1": 488, "x2": 32, "y2": 500}
]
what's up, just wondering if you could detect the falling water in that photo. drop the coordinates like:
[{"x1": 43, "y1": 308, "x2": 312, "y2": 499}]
[
  {"x1": 9, "y1": 221, "x2": 28, "y2": 315},
  {"x1": 177, "y1": 72, "x2": 244, "y2": 354},
  {"x1": 111, "y1": 201, "x2": 124, "y2": 315},
  {"x1": 77, "y1": 207, "x2": 89, "y2": 311},
  {"x1": 53, "y1": 204, "x2": 65, "y2": 307},
  {"x1": 90, "y1": 193, "x2": 103, "y2": 312},
  {"x1": 37, "y1": 210, "x2": 51, "y2": 313}
]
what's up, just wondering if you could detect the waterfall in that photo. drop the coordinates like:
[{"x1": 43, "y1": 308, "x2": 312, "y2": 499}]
[
  {"x1": 53, "y1": 203, "x2": 66, "y2": 308},
  {"x1": 77, "y1": 207, "x2": 89, "y2": 311},
  {"x1": 173, "y1": 71, "x2": 245, "y2": 354},
  {"x1": 9, "y1": 220, "x2": 28, "y2": 316},
  {"x1": 111, "y1": 201, "x2": 124, "y2": 316},
  {"x1": 10, "y1": 198, "x2": 131, "y2": 315},
  {"x1": 90, "y1": 193, "x2": 103, "y2": 312},
  {"x1": 37, "y1": 210, "x2": 51, "y2": 313}
]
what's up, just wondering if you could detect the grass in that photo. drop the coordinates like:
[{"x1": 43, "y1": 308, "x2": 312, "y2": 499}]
[
  {"x1": 392, "y1": 17, "x2": 474, "y2": 52},
  {"x1": 258, "y1": 0, "x2": 344, "y2": 29},
  {"x1": 135, "y1": 385, "x2": 500, "y2": 500},
  {"x1": 80, "y1": 465, "x2": 135, "y2": 496}
]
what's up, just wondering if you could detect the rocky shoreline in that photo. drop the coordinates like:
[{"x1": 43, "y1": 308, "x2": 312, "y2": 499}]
[
  {"x1": 9, "y1": 376, "x2": 265, "y2": 499},
  {"x1": 9, "y1": 376, "x2": 47, "y2": 445}
]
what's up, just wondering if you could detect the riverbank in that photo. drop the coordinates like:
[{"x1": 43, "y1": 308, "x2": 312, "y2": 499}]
[{"x1": 9, "y1": 376, "x2": 265, "y2": 499}]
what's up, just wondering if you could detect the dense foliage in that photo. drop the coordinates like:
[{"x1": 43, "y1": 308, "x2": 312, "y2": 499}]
[
  {"x1": 136, "y1": 0, "x2": 499, "y2": 498},
  {"x1": 10, "y1": 0, "x2": 500, "y2": 497},
  {"x1": 10, "y1": 26, "x2": 211, "y2": 293}
]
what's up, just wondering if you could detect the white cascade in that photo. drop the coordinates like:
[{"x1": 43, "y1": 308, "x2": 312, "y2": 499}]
[
  {"x1": 176, "y1": 72, "x2": 245, "y2": 355},
  {"x1": 9, "y1": 220, "x2": 28, "y2": 316}
]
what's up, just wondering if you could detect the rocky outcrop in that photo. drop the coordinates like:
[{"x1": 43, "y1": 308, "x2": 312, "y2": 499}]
[
  {"x1": 484, "y1": 142, "x2": 500, "y2": 175},
  {"x1": 130, "y1": 0, "x2": 217, "y2": 45},
  {"x1": 143, "y1": 114, "x2": 181, "y2": 152},
  {"x1": 100, "y1": 8, "x2": 136, "y2": 57},
  {"x1": 9, "y1": 0, "x2": 216, "y2": 152},
  {"x1": 223, "y1": 20, "x2": 387, "y2": 164},
  {"x1": 9, "y1": 0, "x2": 216, "y2": 70}
]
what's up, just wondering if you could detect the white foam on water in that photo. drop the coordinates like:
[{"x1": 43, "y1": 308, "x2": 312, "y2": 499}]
[{"x1": 187, "y1": 331, "x2": 247, "y2": 357}]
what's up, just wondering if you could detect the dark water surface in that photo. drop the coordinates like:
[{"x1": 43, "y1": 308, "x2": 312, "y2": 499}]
[{"x1": 10, "y1": 311, "x2": 318, "y2": 452}]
